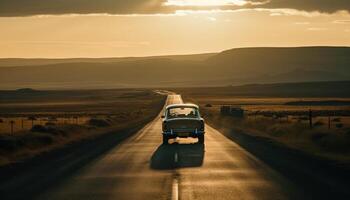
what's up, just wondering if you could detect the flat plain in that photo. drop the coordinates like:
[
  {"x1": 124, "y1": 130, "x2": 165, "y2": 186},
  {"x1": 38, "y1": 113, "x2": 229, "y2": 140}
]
[
  {"x1": 175, "y1": 86, "x2": 350, "y2": 167},
  {"x1": 0, "y1": 89, "x2": 166, "y2": 166}
]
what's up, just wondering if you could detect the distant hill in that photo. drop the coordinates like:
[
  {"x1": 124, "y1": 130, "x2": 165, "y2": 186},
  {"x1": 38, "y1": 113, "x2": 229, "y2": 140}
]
[
  {"x1": 0, "y1": 53, "x2": 215, "y2": 67},
  {"x1": 248, "y1": 68, "x2": 348, "y2": 84},
  {"x1": 207, "y1": 46, "x2": 350, "y2": 76},
  {"x1": 0, "y1": 47, "x2": 349, "y2": 89},
  {"x1": 174, "y1": 81, "x2": 350, "y2": 98}
]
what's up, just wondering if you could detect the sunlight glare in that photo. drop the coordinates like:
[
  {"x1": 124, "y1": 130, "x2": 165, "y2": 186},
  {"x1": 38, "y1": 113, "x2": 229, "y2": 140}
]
[{"x1": 164, "y1": 0, "x2": 248, "y2": 7}]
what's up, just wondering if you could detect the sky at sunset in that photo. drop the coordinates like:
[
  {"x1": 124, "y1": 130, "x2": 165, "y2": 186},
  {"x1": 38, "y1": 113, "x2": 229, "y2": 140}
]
[{"x1": 0, "y1": 0, "x2": 349, "y2": 58}]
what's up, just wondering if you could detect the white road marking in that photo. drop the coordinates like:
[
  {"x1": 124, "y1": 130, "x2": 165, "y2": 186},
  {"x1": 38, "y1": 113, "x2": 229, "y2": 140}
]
[
  {"x1": 172, "y1": 177, "x2": 179, "y2": 200},
  {"x1": 174, "y1": 152, "x2": 178, "y2": 163}
]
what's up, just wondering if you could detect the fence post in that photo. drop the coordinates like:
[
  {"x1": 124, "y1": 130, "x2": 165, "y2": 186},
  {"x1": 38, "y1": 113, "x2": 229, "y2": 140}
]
[
  {"x1": 309, "y1": 109, "x2": 313, "y2": 128},
  {"x1": 10, "y1": 120, "x2": 15, "y2": 134},
  {"x1": 255, "y1": 111, "x2": 257, "y2": 120}
]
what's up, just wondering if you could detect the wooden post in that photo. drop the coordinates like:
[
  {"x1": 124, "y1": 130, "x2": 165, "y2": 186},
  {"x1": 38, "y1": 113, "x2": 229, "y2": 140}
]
[
  {"x1": 10, "y1": 120, "x2": 14, "y2": 134},
  {"x1": 309, "y1": 109, "x2": 313, "y2": 128},
  {"x1": 255, "y1": 112, "x2": 257, "y2": 120}
]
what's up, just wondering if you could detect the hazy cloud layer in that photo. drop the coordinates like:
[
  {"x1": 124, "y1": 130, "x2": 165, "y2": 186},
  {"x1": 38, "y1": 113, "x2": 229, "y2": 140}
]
[
  {"x1": 252, "y1": 0, "x2": 350, "y2": 13},
  {"x1": 0, "y1": 0, "x2": 348, "y2": 16}
]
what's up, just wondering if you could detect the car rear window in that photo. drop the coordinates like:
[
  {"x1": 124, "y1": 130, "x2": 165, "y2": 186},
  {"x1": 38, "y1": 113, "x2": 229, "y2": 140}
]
[{"x1": 167, "y1": 107, "x2": 198, "y2": 119}]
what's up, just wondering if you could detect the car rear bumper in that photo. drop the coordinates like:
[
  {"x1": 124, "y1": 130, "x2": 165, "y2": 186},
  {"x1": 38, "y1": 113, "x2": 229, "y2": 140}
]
[{"x1": 163, "y1": 129, "x2": 205, "y2": 138}]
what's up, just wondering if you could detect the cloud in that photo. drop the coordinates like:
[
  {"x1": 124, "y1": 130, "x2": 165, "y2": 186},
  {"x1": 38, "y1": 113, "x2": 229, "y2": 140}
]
[
  {"x1": 0, "y1": 40, "x2": 151, "y2": 47},
  {"x1": 294, "y1": 22, "x2": 310, "y2": 25},
  {"x1": 333, "y1": 19, "x2": 350, "y2": 24},
  {"x1": 307, "y1": 27, "x2": 327, "y2": 31},
  {"x1": 0, "y1": 0, "x2": 348, "y2": 17},
  {"x1": 207, "y1": 17, "x2": 217, "y2": 21},
  {"x1": 249, "y1": 0, "x2": 350, "y2": 13},
  {"x1": 0, "y1": 0, "x2": 167, "y2": 16}
]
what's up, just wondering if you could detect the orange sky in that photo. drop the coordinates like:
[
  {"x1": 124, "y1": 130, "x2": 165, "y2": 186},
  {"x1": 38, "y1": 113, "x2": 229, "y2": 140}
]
[{"x1": 0, "y1": 0, "x2": 349, "y2": 58}]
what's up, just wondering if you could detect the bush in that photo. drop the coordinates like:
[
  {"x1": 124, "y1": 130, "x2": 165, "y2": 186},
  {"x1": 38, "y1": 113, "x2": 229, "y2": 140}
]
[
  {"x1": 48, "y1": 116, "x2": 58, "y2": 121},
  {"x1": 45, "y1": 122, "x2": 56, "y2": 126},
  {"x1": 27, "y1": 116, "x2": 37, "y2": 121},
  {"x1": 31, "y1": 125, "x2": 47, "y2": 132},
  {"x1": 336, "y1": 123, "x2": 344, "y2": 129},
  {"x1": 268, "y1": 124, "x2": 287, "y2": 137},
  {"x1": 299, "y1": 116, "x2": 309, "y2": 121},
  {"x1": 314, "y1": 121, "x2": 324, "y2": 127},
  {"x1": 88, "y1": 118, "x2": 111, "y2": 127},
  {"x1": 31, "y1": 125, "x2": 65, "y2": 135},
  {"x1": 332, "y1": 118, "x2": 341, "y2": 122}
]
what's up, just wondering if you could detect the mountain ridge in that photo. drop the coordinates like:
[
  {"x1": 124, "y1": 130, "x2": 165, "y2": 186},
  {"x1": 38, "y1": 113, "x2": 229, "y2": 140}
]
[{"x1": 0, "y1": 46, "x2": 349, "y2": 89}]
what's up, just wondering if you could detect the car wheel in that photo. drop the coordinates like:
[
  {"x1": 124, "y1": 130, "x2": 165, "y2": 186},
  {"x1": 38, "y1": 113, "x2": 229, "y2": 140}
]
[
  {"x1": 162, "y1": 135, "x2": 169, "y2": 144},
  {"x1": 198, "y1": 135, "x2": 205, "y2": 144}
]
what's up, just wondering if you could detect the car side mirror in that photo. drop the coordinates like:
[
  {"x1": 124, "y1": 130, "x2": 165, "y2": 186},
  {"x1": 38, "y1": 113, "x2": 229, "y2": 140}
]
[{"x1": 161, "y1": 115, "x2": 165, "y2": 118}]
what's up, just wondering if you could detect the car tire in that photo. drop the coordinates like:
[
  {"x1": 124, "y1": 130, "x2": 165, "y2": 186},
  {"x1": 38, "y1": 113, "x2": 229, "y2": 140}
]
[
  {"x1": 162, "y1": 135, "x2": 169, "y2": 144},
  {"x1": 198, "y1": 135, "x2": 205, "y2": 144}
]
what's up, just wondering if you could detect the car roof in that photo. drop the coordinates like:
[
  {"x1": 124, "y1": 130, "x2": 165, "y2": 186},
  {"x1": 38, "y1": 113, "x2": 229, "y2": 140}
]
[{"x1": 166, "y1": 103, "x2": 199, "y2": 110}]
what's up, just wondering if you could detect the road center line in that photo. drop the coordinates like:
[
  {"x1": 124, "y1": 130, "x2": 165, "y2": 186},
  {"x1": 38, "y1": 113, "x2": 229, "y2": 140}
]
[
  {"x1": 172, "y1": 177, "x2": 179, "y2": 200},
  {"x1": 174, "y1": 152, "x2": 178, "y2": 163}
]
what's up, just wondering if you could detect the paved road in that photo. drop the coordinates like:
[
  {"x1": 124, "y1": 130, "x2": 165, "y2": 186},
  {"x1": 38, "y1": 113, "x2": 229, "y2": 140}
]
[{"x1": 36, "y1": 95, "x2": 305, "y2": 200}]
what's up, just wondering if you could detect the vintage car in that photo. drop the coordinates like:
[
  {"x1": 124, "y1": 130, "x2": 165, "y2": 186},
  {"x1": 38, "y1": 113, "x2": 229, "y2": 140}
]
[{"x1": 161, "y1": 103, "x2": 205, "y2": 144}]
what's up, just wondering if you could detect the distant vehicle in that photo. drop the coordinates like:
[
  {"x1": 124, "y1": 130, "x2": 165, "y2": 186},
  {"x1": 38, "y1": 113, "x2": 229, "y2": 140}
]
[{"x1": 161, "y1": 103, "x2": 205, "y2": 144}]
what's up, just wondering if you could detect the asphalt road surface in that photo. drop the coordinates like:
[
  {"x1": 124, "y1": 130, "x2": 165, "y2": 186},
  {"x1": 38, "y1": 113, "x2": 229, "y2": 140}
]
[{"x1": 28, "y1": 94, "x2": 311, "y2": 200}]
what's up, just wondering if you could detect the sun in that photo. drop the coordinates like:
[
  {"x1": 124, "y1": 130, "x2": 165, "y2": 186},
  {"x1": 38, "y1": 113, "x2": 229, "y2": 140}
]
[{"x1": 164, "y1": 0, "x2": 248, "y2": 7}]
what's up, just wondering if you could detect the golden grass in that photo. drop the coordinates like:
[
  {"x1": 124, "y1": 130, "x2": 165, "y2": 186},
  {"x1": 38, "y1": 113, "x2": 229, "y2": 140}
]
[
  {"x1": 182, "y1": 93, "x2": 350, "y2": 165},
  {"x1": 0, "y1": 89, "x2": 166, "y2": 166}
]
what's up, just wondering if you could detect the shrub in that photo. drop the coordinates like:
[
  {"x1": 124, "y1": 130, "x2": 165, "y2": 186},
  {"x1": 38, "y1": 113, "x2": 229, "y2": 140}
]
[
  {"x1": 31, "y1": 125, "x2": 47, "y2": 132},
  {"x1": 31, "y1": 125, "x2": 65, "y2": 135},
  {"x1": 332, "y1": 118, "x2": 341, "y2": 122},
  {"x1": 268, "y1": 124, "x2": 287, "y2": 137},
  {"x1": 48, "y1": 116, "x2": 58, "y2": 121},
  {"x1": 88, "y1": 118, "x2": 111, "y2": 127},
  {"x1": 336, "y1": 123, "x2": 344, "y2": 129},
  {"x1": 314, "y1": 121, "x2": 324, "y2": 127},
  {"x1": 28, "y1": 116, "x2": 37, "y2": 121},
  {"x1": 299, "y1": 116, "x2": 309, "y2": 121},
  {"x1": 45, "y1": 122, "x2": 56, "y2": 126}
]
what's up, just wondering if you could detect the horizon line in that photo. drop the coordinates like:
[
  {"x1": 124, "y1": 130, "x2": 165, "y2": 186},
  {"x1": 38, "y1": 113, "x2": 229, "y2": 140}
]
[{"x1": 0, "y1": 45, "x2": 349, "y2": 59}]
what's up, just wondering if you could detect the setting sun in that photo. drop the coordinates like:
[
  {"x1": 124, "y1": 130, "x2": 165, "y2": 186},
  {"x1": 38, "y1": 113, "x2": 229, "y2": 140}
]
[{"x1": 164, "y1": 0, "x2": 248, "y2": 6}]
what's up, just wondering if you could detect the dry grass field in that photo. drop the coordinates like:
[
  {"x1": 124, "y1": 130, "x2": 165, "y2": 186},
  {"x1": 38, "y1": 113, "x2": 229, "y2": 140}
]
[
  {"x1": 176, "y1": 87, "x2": 350, "y2": 166},
  {"x1": 0, "y1": 89, "x2": 166, "y2": 166}
]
